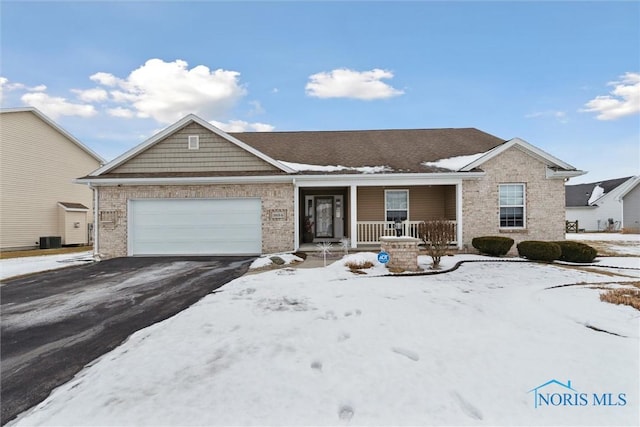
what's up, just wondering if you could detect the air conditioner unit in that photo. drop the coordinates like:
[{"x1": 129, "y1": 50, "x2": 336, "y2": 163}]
[{"x1": 40, "y1": 236, "x2": 62, "y2": 249}]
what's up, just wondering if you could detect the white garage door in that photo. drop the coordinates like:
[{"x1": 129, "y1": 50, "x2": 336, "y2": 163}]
[{"x1": 129, "y1": 199, "x2": 262, "y2": 255}]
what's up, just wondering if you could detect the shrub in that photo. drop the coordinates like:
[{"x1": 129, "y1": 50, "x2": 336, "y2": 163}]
[
  {"x1": 345, "y1": 260, "x2": 374, "y2": 270},
  {"x1": 517, "y1": 241, "x2": 561, "y2": 262},
  {"x1": 554, "y1": 241, "x2": 597, "y2": 263},
  {"x1": 471, "y1": 236, "x2": 514, "y2": 256},
  {"x1": 345, "y1": 260, "x2": 374, "y2": 274},
  {"x1": 419, "y1": 219, "x2": 456, "y2": 268}
]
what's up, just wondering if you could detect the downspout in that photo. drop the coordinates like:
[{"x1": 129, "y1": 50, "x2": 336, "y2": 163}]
[{"x1": 89, "y1": 184, "x2": 99, "y2": 258}]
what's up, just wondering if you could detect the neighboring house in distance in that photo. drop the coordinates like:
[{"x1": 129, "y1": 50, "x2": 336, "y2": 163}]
[
  {"x1": 77, "y1": 114, "x2": 584, "y2": 259},
  {"x1": 0, "y1": 108, "x2": 105, "y2": 250},
  {"x1": 566, "y1": 176, "x2": 640, "y2": 232}
]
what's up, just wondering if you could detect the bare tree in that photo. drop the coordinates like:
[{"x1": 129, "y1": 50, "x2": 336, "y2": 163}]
[{"x1": 419, "y1": 219, "x2": 455, "y2": 269}]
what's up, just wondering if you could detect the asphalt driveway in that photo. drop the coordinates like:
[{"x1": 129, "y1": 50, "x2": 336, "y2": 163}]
[{"x1": 0, "y1": 256, "x2": 254, "y2": 425}]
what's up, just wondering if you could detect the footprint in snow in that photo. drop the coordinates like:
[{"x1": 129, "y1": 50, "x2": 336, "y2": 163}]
[
  {"x1": 338, "y1": 404, "x2": 354, "y2": 421},
  {"x1": 235, "y1": 288, "x2": 256, "y2": 299},
  {"x1": 318, "y1": 310, "x2": 338, "y2": 320},
  {"x1": 344, "y1": 309, "x2": 362, "y2": 317},
  {"x1": 337, "y1": 332, "x2": 351, "y2": 342},
  {"x1": 391, "y1": 347, "x2": 420, "y2": 361},
  {"x1": 451, "y1": 391, "x2": 483, "y2": 420}
]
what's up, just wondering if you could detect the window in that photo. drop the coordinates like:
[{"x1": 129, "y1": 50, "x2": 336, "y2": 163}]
[
  {"x1": 385, "y1": 190, "x2": 409, "y2": 222},
  {"x1": 499, "y1": 184, "x2": 525, "y2": 228},
  {"x1": 188, "y1": 135, "x2": 199, "y2": 150}
]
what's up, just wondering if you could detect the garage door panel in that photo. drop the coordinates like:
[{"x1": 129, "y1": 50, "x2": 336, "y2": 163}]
[
  {"x1": 133, "y1": 239, "x2": 259, "y2": 255},
  {"x1": 130, "y1": 199, "x2": 261, "y2": 255}
]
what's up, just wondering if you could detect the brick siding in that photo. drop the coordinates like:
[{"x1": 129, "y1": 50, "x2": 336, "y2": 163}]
[
  {"x1": 462, "y1": 147, "x2": 566, "y2": 253},
  {"x1": 97, "y1": 183, "x2": 294, "y2": 258}
]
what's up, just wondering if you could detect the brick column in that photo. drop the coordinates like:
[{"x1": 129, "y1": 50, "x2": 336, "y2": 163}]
[{"x1": 380, "y1": 236, "x2": 421, "y2": 272}]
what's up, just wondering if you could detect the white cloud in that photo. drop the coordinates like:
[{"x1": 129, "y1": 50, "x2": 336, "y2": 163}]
[
  {"x1": 90, "y1": 72, "x2": 121, "y2": 87},
  {"x1": 305, "y1": 68, "x2": 404, "y2": 100},
  {"x1": 248, "y1": 100, "x2": 265, "y2": 115},
  {"x1": 1, "y1": 77, "x2": 46, "y2": 103},
  {"x1": 89, "y1": 59, "x2": 247, "y2": 123},
  {"x1": 110, "y1": 90, "x2": 138, "y2": 104},
  {"x1": 0, "y1": 77, "x2": 8, "y2": 102},
  {"x1": 210, "y1": 119, "x2": 275, "y2": 132},
  {"x1": 0, "y1": 79, "x2": 46, "y2": 92},
  {"x1": 581, "y1": 72, "x2": 640, "y2": 120},
  {"x1": 20, "y1": 92, "x2": 97, "y2": 119},
  {"x1": 524, "y1": 110, "x2": 568, "y2": 124},
  {"x1": 72, "y1": 87, "x2": 109, "y2": 103},
  {"x1": 107, "y1": 107, "x2": 135, "y2": 118}
]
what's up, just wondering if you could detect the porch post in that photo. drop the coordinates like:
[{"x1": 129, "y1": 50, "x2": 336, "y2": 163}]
[
  {"x1": 456, "y1": 182, "x2": 463, "y2": 249},
  {"x1": 350, "y1": 185, "x2": 358, "y2": 248},
  {"x1": 293, "y1": 179, "x2": 299, "y2": 251}
]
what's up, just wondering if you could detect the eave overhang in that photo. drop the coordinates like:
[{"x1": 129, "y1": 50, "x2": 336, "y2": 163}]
[
  {"x1": 75, "y1": 171, "x2": 486, "y2": 187},
  {"x1": 546, "y1": 168, "x2": 587, "y2": 179}
]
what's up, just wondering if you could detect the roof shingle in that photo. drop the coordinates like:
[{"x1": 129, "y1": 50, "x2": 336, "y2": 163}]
[
  {"x1": 230, "y1": 128, "x2": 505, "y2": 173},
  {"x1": 565, "y1": 176, "x2": 633, "y2": 207}
]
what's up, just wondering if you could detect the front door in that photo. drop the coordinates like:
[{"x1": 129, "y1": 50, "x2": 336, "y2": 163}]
[{"x1": 315, "y1": 196, "x2": 334, "y2": 238}]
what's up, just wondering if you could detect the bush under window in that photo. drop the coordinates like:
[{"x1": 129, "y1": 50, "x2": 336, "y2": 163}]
[
  {"x1": 554, "y1": 241, "x2": 597, "y2": 263},
  {"x1": 471, "y1": 236, "x2": 514, "y2": 256},
  {"x1": 517, "y1": 241, "x2": 561, "y2": 262}
]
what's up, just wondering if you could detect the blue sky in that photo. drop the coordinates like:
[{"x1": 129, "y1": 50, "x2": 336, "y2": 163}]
[{"x1": 1, "y1": 1, "x2": 638, "y2": 183}]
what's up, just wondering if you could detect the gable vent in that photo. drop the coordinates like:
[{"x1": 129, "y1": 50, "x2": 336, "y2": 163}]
[{"x1": 188, "y1": 135, "x2": 200, "y2": 150}]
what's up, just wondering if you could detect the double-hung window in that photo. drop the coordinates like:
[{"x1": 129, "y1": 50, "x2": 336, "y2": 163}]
[
  {"x1": 385, "y1": 190, "x2": 409, "y2": 223},
  {"x1": 499, "y1": 184, "x2": 525, "y2": 228}
]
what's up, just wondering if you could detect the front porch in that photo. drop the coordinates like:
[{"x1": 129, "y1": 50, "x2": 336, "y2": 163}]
[{"x1": 296, "y1": 182, "x2": 462, "y2": 249}]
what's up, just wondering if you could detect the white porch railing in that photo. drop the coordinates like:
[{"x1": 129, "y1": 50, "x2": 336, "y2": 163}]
[{"x1": 356, "y1": 220, "x2": 457, "y2": 245}]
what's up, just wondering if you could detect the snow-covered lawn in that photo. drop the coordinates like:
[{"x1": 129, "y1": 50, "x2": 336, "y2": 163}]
[
  {"x1": 0, "y1": 251, "x2": 94, "y2": 281},
  {"x1": 566, "y1": 233, "x2": 640, "y2": 257},
  {"x1": 10, "y1": 254, "x2": 639, "y2": 426},
  {"x1": 566, "y1": 233, "x2": 640, "y2": 242}
]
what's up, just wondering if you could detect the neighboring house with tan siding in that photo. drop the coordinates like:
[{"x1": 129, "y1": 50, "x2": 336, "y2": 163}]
[
  {"x1": 566, "y1": 176, "x2": 640, "y2": 232},
  {"x1": 0, "y1": 108, "x2": 104, "y2": 250},
  {"x1": 77, "y1": 114, "x2": 584, "y2": 259}
]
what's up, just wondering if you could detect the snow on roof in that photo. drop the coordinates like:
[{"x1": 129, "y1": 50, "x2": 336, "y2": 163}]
[
  {"x1": 421, "y1": 152, "x2": 486, "y2": 171},
  {"x1": 278, "y1": 161, "x2": 393, "y2": 174},
  {"x1": 587, "y1": 184, "x2": 605, "y2": 205}
]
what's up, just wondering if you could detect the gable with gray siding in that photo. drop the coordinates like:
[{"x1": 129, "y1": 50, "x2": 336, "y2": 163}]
[{"x1": 112, "y1": 123, "x2": 280, "y2": 174}]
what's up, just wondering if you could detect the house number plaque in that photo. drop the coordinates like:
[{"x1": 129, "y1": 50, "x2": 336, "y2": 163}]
[{"x1": 269, "y1": 209, "x2": 287, "y2": 221}]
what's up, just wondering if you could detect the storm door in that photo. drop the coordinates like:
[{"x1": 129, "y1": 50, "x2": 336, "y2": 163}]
[{"x1": 315, "y1": 196, "x2": 334, "y2": 238}]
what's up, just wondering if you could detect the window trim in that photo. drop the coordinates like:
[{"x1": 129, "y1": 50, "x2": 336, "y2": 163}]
[
  {"x1": 188, "y1": 135, "x2": 200, "y2": 150},
  {"x1": 384, "y1": 189, "x2": 409, "y2": 223},
  {"x1": 498, "y1": 183, "x2": 526, "y2": 229}
]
